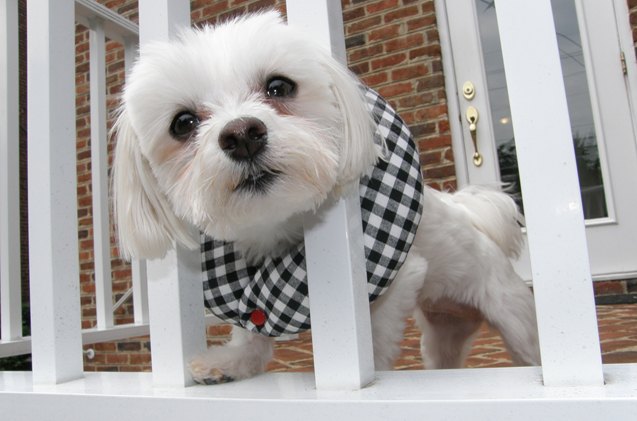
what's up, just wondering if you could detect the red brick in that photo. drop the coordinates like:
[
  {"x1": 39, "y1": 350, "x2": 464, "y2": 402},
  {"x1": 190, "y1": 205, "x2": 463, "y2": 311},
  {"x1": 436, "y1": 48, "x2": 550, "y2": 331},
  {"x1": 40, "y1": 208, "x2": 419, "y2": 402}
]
[
  {"x1": 424, "y1": 164, "x2": 456, "y2": 179},
  {"x1": 349, "y1": 61, "x2": 370, "y2": 75},
  {"x1": 202, "y1": 2, "x2": 231, "y2": 17},
  {"x1": 425, "y1": 28, "x2": 440, "y2": 43},
  {"x1": 415, "y1": 104, "x2": 448, "y2": 120},
  {"x1": 106, "y1": 353, "x2": 129, "y2": 364},
  {"x1": 410, "y1": 121, "x2": 437, "y2": 138},
  {"x1": 595, "y1": 281, "x2": 627, "y2": 295},
  {"x1": 348, "y1": 44, "x2": 384, "y2": 63},
  {"x1": 378, "y1": 82, "x2": 414, "y2": 98},
  {"x1": 371, "y1": 52, "x2": 407, "y2": 71},
  {"x1": 348, "y1": 16, "x2": 382, "y2": 34},
  {"x1": 361, "y1": 72, "x2": 389, "y2": 86},
  {"x1": 397, "y1": 92, "x2": 434, "y2": 108},
  {"x1": 129, "y1": 353, "x2": 152, "y2": 365},
  {"x1": 208, "y1": 324, "x2": 233, "y2": 337},
  {"x1": 444, "y1": 147, "x2": 455, "y2": 162},
  {"x1": 384, "y1": 6, "x2": 420, "y2": 24},
  {"x1": 420, "y1": 150, "x2": 442, "y2": 166},
  {"x1": 385, "y1": 33, "x2": 424, "y2": 51},
  {"x1": 416, "y1": 74, "x2": 445, "y2": 91},
  {"x1": 418, "y1": 134, "x2": 452, "y2": 150},
  {"x1": 406, "y1": 14, "x2": 436, "y2": 31},
  {"x1": 391, "y1": 64, "x2": 428, "y2": 82},
  {"x1": 366, "y1": 0, "x2": 399, "y2": 14},
  {"x1": 409, "y1": 44, "x2": 440, "y2": 60},
  {"x1": 437, "y1": 119, "x2": 450, "y2": 133},
  {"x1": 368, "y1": 24, "x2": 401, "y2": 42}
]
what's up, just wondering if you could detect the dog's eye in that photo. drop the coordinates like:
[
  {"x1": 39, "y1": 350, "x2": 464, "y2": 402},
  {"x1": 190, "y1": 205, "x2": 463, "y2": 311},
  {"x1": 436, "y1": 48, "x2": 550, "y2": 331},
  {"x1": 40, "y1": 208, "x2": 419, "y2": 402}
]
[
  {"x1": 170, "y1": 111, "x2": 200, "y2": 140},
  {"x1": 266, "y1": 76, "x2": 297, "y2": 99}
]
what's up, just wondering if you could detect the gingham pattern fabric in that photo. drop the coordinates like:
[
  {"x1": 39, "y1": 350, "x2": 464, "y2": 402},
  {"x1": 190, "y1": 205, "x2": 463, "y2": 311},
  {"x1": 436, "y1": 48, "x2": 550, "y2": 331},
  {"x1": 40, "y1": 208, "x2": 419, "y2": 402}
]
[{"x1": 202, "y1": 87, "x2": 423, "y2": 336}]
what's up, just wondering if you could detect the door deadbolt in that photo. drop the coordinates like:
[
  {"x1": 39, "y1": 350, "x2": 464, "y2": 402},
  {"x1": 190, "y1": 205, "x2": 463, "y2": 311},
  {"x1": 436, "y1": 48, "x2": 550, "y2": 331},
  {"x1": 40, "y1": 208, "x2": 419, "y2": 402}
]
[{"x1": 462, "y1": 81, "x2": 475, "y2": 100}]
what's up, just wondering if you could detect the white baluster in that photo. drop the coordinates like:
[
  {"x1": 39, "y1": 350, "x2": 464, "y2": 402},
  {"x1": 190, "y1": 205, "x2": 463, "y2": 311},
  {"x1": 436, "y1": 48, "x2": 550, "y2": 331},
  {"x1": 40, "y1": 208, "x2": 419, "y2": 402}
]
[
  {"x1": 495, "y1": 0, "x2": 604, "y2": 386},
  {"x1": 1, "y1": 0, "x2": 22, "y2": 342},
  {"x1": 89, "y1": 17, "x2": 114, "y2": 330},
  {"x1": 288, "y1": 0, "x2": 376, "y2": 391},
  {"x1": 121, "y1": 35, "x2": 149, "y2": 327},
  {"x1": 138, "y1": 0, "x2": 206, "y2": 387},
  {"x1": 131, "y1": 259, "x2": 149, "y2": 325},
  {"x1": 27, "y1": 0, "x2": 83, "y2": 384}
]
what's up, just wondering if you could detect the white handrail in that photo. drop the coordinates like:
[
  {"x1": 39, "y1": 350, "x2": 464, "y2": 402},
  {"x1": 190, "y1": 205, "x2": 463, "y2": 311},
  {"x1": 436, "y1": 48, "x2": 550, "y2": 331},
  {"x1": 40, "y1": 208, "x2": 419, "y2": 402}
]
[{"x1": 75, "y1": 0, "x2": 138, "y2": 43}]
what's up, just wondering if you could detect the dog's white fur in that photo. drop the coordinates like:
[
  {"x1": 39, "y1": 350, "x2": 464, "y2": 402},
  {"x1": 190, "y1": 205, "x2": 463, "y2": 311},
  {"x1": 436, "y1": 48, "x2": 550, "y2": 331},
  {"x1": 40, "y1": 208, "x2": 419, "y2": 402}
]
[{"x1": 113, "y1": 11, "x2": 540, "y2": 384}]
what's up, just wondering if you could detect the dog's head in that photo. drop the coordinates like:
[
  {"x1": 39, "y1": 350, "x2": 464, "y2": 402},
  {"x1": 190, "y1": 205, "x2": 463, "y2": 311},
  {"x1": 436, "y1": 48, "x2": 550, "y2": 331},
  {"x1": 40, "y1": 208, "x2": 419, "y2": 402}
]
[{"x1": 113, "y1": 11, "x2": 379, "y2": 259}]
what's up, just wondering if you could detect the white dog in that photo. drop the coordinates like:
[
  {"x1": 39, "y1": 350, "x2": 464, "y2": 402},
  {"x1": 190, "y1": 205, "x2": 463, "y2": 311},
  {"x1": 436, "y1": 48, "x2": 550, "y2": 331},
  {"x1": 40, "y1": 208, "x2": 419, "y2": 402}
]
[{"x1": 113, "y1": 11, "x2": 540, "y2": 384}]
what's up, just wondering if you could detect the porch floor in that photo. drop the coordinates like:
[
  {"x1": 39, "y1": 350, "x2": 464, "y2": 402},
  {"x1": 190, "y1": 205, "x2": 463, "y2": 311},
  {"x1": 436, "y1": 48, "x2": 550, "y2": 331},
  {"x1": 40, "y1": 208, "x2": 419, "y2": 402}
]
[
  {"x1": 2, "y1": 305, "x2": 636, "y2": 421},
  {"x1": 266, "y1": 303, "x2": 637, "y2": 372}
]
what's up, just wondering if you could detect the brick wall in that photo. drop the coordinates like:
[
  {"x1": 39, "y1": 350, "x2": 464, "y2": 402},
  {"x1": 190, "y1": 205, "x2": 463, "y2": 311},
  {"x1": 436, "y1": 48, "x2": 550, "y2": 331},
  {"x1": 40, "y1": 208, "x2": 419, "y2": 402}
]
[
  {"x1": 10, "y1": 0, "x2": 635, "y2": 372},
  {"x1": 342, "y1": 0, "x2": 453, "y2": 190}
]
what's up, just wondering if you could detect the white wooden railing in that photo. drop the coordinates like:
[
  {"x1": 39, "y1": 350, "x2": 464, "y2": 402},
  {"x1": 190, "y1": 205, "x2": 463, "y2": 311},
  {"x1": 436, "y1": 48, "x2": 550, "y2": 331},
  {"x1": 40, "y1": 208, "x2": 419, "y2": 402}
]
[
  {"x1": 0, "y1": 0, "x2": 149, "y2": 362},
  {"x1": 1, "y1": 0, "x2": 636, "y2": 419}
]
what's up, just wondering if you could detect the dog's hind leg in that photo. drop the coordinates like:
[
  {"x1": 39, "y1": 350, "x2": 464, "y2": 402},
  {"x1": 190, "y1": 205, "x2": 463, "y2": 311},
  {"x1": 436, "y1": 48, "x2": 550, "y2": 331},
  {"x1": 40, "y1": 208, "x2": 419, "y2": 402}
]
[
  {"x1": 189, "y1": 326, "x2": 274, "y2": 384},
  {"x1": 415, "y1": 298, "x2": 484, "y2": 369},
  {"x1": 479, "y1": 270, "x2": 541, "y2": 366},
  {"x1": 370, "y1": 253, "x2": 428, "y2": 370}
]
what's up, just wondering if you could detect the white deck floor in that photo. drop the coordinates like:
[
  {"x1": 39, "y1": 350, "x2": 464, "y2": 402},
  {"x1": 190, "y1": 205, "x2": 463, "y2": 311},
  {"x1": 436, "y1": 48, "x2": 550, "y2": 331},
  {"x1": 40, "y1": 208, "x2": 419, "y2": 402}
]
[{"x1": 2, "y1": 365, "x2": 636, "y2": 420}]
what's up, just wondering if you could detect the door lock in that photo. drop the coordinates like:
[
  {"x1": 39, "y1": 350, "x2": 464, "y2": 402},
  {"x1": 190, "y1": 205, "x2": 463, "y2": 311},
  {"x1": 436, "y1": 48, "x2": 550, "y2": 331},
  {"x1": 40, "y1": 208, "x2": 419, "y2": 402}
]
[{"x1": 462, "y1": 81, "x2": 476, "y2": 100}]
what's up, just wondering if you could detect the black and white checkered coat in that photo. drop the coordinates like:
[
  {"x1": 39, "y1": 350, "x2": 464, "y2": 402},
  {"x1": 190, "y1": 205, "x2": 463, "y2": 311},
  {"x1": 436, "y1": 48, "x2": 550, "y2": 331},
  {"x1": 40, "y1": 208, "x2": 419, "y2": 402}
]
[{"x1": 202, "y1": 88, "x2": 423, "y2": 336}]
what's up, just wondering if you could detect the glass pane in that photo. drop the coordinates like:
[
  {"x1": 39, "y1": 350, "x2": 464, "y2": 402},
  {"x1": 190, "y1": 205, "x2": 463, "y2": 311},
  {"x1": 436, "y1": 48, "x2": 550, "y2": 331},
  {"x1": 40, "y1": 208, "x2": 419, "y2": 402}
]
[{"x1": 475, "y1": 0, "x2": 608, "y2": 219}]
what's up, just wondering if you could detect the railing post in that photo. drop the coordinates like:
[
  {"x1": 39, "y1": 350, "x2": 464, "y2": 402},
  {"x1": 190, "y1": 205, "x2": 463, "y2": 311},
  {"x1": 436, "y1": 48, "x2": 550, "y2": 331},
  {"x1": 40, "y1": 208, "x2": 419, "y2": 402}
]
[
  {"x1": 88, "y1": 16, "x2": 114, "y2": 330},
  {"x1": 26, "y1": 0, "x2": 84, "y2": 383},
  {"x1": 121, "y1": 34, "x2": 149, "y2": 326},
  {"x1": 139, "y1": 0, "x2": 190, "y2": 44},
  {"x1": 494, "y1": 0, "x2": 604, "y2": 386},
  {"x1": 288, "y1": 0, "x2": 376, "y2": 391},
  {"x1": 1, "y1": 0, "x2": 22, "y2": 342},
  {"x1": 138, "y1": 0, "x2": 206, "y2": 387},
  {"x1": 131, "y1": 259, "x2": 149, "y2": 325},
  {"x1": 146, "y1": 240, "x2": 205, "y2": 387}
]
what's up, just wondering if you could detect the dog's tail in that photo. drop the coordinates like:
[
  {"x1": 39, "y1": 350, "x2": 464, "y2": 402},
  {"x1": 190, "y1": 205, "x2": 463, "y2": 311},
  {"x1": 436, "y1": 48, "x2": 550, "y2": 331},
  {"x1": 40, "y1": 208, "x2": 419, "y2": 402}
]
[{"x1": 450, "y1": 186, "x2": 525, "y2": 259}]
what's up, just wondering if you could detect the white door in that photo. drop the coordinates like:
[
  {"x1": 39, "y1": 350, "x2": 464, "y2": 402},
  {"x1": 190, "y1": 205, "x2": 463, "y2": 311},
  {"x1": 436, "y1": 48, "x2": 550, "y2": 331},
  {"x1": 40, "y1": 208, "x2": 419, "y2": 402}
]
[{"x1": 438, "y1": 0, "x2": 637, "y2": 281}]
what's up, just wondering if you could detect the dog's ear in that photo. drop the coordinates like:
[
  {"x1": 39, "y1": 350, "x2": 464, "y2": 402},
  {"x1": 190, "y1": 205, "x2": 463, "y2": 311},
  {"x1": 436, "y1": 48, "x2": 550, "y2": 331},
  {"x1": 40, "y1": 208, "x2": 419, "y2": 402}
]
[
  {"x1": 112, "y1": 109, "x2": 198, "y2": 260},
  {"x1": 322, "y1": 55, "x2": 380, "y2": 183}
]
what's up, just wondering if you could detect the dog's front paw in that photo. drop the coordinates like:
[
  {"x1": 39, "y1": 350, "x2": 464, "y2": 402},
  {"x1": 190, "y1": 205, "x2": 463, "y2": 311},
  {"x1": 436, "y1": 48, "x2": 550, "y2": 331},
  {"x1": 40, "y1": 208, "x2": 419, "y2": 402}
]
[
  {"x1": 188, "y1": 337, "x2": 273, "y2": 385},
  {"x1": 189, "y1": 357, "x2": 235, "y2": 385}
]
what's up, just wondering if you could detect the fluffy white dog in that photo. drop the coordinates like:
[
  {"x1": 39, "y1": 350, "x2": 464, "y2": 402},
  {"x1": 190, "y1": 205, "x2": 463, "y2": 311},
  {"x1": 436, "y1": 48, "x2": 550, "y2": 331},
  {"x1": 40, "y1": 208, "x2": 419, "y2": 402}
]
[{"x1": 113, "y1": 11, "x2": 540, "y2": 384}]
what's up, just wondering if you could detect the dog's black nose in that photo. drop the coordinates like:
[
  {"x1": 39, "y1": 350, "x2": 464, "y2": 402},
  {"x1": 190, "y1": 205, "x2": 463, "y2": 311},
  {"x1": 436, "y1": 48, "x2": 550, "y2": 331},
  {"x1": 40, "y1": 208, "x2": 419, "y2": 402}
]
[{"x1": 218, "y1": 117, "x2": 268, "y2": 161}]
